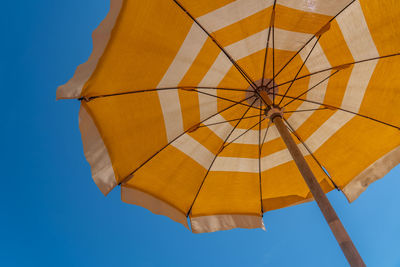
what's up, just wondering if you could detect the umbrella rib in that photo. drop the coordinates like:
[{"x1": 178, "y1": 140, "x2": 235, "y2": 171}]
[
  {"x1": 263, "y1": 0, "x2": 356, "y2": 90},
  {"x1": 282, "y1": 117, "x2": 340, "y2": 190},
  {"x1": 278, "y1": 35, "x2": 321, "y2": 106},
  {"x1": 282, "y1": 70, "x2": 340, "y2": 108},
  {"x1": 199, "y1": 114, "x2": 261, "y2": 128},
  {"x1": 283, "y1": 107, "x2": 330, "y2": 114},
  {"x1": 271, "y1": 0, "x2": 277, "y2": 105},
  {"x1": 78, "y1": 86, "x2": 248, "y2": 101},
  {"x1": 223, "y1": 118, "x2": 267, "y2": 150},
  {"x1": 258, "y1": 106, "x2": 264, "y2": 215},
  {"x1": 260, "y1": 119, "x2": 272, "y2": 151},
  {"x1": 270, "y1": 52, "x2": 400, "y2": 92},
  {"x1": 119, "y1": 95, "x2": 256, "y2": 185},
  {"x1": 194, "y1": 90, "x2": 262, "y2": 110},
  {"x1": 275, "y1": 93, "x2": 400, "y2": 130},
  {"x1": 172, "y1": 0, "x2": 258, "y2": 90},
  {"x1": 186, "y1": 98, "x2": 258, "y2": 217},
  {"x1": 260, "y1": 1, "x2": 275, "y2": 88}
]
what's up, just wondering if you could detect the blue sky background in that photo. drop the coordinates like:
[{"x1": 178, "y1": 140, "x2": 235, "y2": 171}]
[{"x1": 1, "y1": 1, "x2": 400, "y2": 266}]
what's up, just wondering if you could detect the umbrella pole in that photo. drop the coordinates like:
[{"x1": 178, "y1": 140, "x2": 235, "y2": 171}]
[{"x1": 259, "y1": 91, "x2": 365, "y2": 267}]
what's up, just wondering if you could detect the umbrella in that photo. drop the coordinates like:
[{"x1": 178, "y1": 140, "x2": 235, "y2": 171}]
[{"x1": 58, "y1": 0, "x2": 400, "y2": 265}]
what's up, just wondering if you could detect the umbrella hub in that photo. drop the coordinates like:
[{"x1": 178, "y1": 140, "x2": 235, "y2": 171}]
[
  {"x1": 245, "y1": 78, "x2": 278, "y2": 107},
  {"x1": 265, "y1": 106, "x2": 283, "y2": 121}
]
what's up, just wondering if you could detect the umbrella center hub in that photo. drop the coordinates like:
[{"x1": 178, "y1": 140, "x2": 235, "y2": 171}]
[
  {"x1": 245, "y1": 78, "x2": 278, "y2": 107},
  {"x1": 265, "y1": 106, "x2": 283, "y2": 121}
]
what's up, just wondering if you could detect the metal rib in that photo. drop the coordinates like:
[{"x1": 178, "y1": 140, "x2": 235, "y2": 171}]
[
  {"x1": 275, "y1": 93, "x2": 400, "y2": 130},
  {"x1": 278, "y1": 36, "x2": 321, "y2": 106},
  {"x1": 282, "y1": 70, "x2": 340, "y2": 108},
  {"x1": 223, "y1": 118, "x2": 267, "y2": 150},
  {"x1": 194, "y1": 90, "x2": 262, "y2": 110},
  {"x1": 283, "y1": 117, "x2": 339, "y2": 190},
  {"x1": 258, "y1": 106, "x2": 264, "y2": 214},
  {"x1": 260, "y1": 1, "x2": 275, "y2": 88},
  {"x1": 78, "y1": 86, "x2": 248, "y2": 101},
  {"x1": 283, "y1": 107, "x2": 330, "y2": 114},
  {"x1": 199, "y1": 114, "x2": 261, "y2": 128},
  {"x1": 186, "y1": 98, "x2": 258, "y2": 217}
]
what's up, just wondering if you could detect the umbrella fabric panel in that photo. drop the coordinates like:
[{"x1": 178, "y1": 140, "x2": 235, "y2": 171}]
[
  {"x1": 123, "y1": 125, "x2": 226, "y2": 217},
  {"x1": 313, "y1": 115, "x2": 400, "y2": 201},
  {"x1": 360, "y1": 0, "x2": 400, "y2": 56},
  {"x1": 82, "y1": 93, "x2": 168, "y2": 188},
  {"x1": 79, "y1": 105, "x2": 117, "y2": 195},
  {"x1": 190, "y1": 214, "x2": 264, "y2": 234},
  {"x1": 343, "y1": 145, "x2": 400, "y2": 202},
  {"x1": 358, "y1": 58, "x2": 400, "y2": 126},
  {"x1": 260, "y1": 149, "x2": 334, "y2": 211},
  {"x1": 80, "y1": 0, "x2": 196, "y2": 98},
  {"x1": 121, "y1": 186, "x2": 190, "y2": 229},
  {"x1": 121, "y1": 144, "x2": 209, "y2": 228},
  {"x1": 190, "y1": 171, "x2": 261, "y2": 217}
]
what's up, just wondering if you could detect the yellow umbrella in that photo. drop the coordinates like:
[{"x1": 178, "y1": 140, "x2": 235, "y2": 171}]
[{"x1": 58, "y1": 0, "x2": 400, "y2": 265}]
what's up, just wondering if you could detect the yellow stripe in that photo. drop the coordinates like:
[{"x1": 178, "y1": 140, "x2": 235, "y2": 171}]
[
  {"x1": 319, "y1": 20, "x2": 354, "y2": 67},
  {"x1": 191, "y1": 171, "x2": 261, "y2": 217},
  {"x1": 261, "y1": 155, "x2": 334, "y2": 211},
  {"x1": 179, "y1": 0, "x2": 235, "y2": 18},
  {"x1": 314, "y1": 115, "x2": 400, "y2": 188},
  {"x1": 214, "y1": 5, "x2": 331, "y2": 48},
  {"x1": 359, "y1": 0, "x2": 400, "y2": 55},
  {"x1": 82, "y1": 0, "x2": 193, "y2": 97},
  {"x1": 359, "y1": 57, "x2": 400, "y2": 125},
  {"x1": 126, "y1": 146, "x2": 208, "y2": 214}
]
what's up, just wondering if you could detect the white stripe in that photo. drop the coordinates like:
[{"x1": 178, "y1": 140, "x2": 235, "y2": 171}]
[
  {"x1": 205, "y1": 114, "x2": 260, "y2": 145},
  {"x1": 171, "y1": 133, "x2": 215, "y2": 169},
  {"x1": 198, "y1": 0, "x2": 351, "y2": 31},
  {"x1": 283, "y1": 41, "x2": 331, "y2": 132},
  {"x1": 278, "y1": 0, "x2": 353, "y2": 16},
  {"x1": 122, "y1": 186, "x2": 189, "y2": 229},
  {"x1": 343, "y1": 145, "x2": 400, "y2": 202},
  {"x1": 197, "y1": 54, "x2": 233, "y2": 120},
  {"x1": 157, "y1": 25, "x2": 208, "y2": 142},
  {"x1": 341, "y1": 61, "x2": 376, "y2": 111},
  {"x1": 205, "y1": 114, "x2": 237, "y2": 139},
  {"x1": 197, "y1": 0, "x2": 273, "y2": 32},
  {"x1": 226, "y1": 28, "x2": 314, "y2": 60},
  {"x1": 191, "y1": 214, "x2": 265, "y2": 233},
  {"x1": 79, "y1": 106, "x2": 117, "y2": 195},
  {"x1": 336, "y1": 1, "x2": 379, "y2": 60},
  {"x1": 211, "y1": 145, "x2": 309, "y2": 173},
  {"x1": 306, "y1": 61, "x2": 377, "y2": 151},
  {"x1": 299, "y1": 39, "x2": 331, "y2": 73}
]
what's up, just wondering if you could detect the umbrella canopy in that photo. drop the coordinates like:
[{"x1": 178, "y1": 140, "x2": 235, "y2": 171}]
[{"x1": 58, "y1": 0, "x2": 400, "y2": 236}]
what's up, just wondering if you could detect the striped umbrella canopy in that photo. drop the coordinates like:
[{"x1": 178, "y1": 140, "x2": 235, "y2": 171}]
[{"x1": 58, "y1": 0, "x2": 399, "y2": 264}]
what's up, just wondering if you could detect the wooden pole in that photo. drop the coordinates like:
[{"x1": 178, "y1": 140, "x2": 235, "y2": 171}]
[{"x1": 259, "y1": 91, "x2": 365, "y2": 267}]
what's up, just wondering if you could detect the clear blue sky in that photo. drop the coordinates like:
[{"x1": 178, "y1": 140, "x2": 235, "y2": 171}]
[{"x1": 1, "y1": 1, "x2": 399, "y2": 266}]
